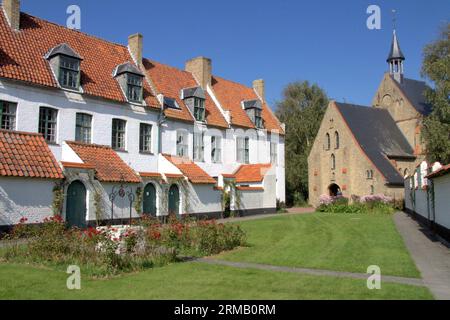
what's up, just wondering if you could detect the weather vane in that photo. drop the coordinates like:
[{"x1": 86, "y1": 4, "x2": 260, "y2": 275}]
[{"x1": 392, "y1": 9, "x2": 397, "y2": 30}]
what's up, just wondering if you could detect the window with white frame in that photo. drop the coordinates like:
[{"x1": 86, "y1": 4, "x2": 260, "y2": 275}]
[
  {"x1": 176, "y1": 130, "x2": 188, "y2": 157},
  {"x1": 139, "y1": 123, "x2": 152, "y2": 153},
  {"x1": 193, "y1": 132, "x2": 204, "y2": 161},
  {"x1": 127, "y1": 74, "x2": 143, "y2": 103},
  {"x1": 270, "y1": 142, "x2": 277, "y2": 165},
  {"x1": 211, "y1": 136, "x2": 222, "y2": 163},
  {"x1": 0, "y1": 100, "x2": 16, "y2": 131},
  {"x1": 59, "y1": 56, "x2": 81, "y2": 90},
  {"x1": 237, "y1": 137, "x2": 250, "y2": 164},
  {"x1": 193, "y1": 98, "x2": 206, "y2": 122},
  {"x1": 75, "y1": 113, "x2": 92, "y2": 144},
  {"x1": 112, "y1": 119, "x2": 126, "y2": 150},
  {"x1": 39, "y1": 107, "x2": 58, "y2": 143}
]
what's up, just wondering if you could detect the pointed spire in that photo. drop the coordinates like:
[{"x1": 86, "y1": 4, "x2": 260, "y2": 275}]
[{"x1": 387, "y1": 30, "x2": 405, "y2": 62}]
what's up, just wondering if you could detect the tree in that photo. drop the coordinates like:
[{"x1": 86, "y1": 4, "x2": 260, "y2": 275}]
[
  {"x1": 275, "y1": 81, "x2": 328, "y2": 205},
  {"x1": 421, "y1": 23, "x2": 450, "y2": 164}
]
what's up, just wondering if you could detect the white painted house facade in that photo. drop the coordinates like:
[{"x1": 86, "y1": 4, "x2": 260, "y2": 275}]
[{"x1": 0, "y1": 0, "x2": 285, "y2": 229}]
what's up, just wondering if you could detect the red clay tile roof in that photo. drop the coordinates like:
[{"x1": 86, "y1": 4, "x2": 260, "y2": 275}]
[
  {"x1": 233, "y1": 163, "x2": 272, "y2": 183},
  {"x1": 236, "y1": 186, "x2": 264, "y2": 191},
  {"x1": 139, "y1": 172, "x2": 162, "y2": 178},
  {"x1": 61, "y1": 161, "x2": 95, "y2": 169},
  {"x1": 143, "y1": 59, "x2": 228, "y2": 128},
  {"x1": 0, "y1": 11, "x2": 159, "y2": 108},
  {"x1": 0, "y1": 130, "x2": 63, "y2": 179},
  {"x1": 426, "y1": 164, "x2": 450, "y2": 179},
  {"x1": 66, "y1": 141, "x2": 140, "y2": 183},
  {"x1": 211, "y1": 76, "x2": 284, "y2": 134},
  {"x1": 163, "y1": 154, "x2": 216, "y2": 184}
]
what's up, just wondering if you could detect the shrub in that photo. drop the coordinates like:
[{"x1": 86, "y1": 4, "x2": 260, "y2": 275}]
[
  {"x1": 317, "y1": 194, "x2": 395, "y2": 214},
  {"x1": 3, "y1": 213, "x2": 246, "y2": 276}
]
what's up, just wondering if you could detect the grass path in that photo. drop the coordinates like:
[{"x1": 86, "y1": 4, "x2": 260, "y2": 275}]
[{"x1": 218, "y1": 213, "x2": 421, "y2": 278}]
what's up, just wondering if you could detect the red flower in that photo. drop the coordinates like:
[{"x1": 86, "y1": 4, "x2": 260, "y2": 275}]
[{"x1": 19, "y1": 217, "x2": 28, "y2": 224}]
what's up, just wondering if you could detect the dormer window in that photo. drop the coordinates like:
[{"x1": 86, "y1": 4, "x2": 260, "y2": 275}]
[
  {"x1": 242, "y1": 99, "x2": 264, "y2": 129},
  {"x1": 114, "y1": 62, "x2": 144, "y2": 104},
  {"x1": 127, "y1": 74, "x2": 143, "y2": 103},
  {"x1": 181, "y1": 87, "x2": 206, "y2": 122},
  {"x1": 45, "y1": 43, "x2": 83, "y2": 91}
]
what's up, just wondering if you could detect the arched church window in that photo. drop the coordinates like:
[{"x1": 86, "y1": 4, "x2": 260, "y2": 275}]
[
  {"x1": 325, "y1": 133, "x2": 330, "y2": 150},
  {"x1": 331, "y1": 154, "x2": 336, "y2": 170},
  {"x1": 335, "y1": 131, "x2": 340, "y2": 149}
]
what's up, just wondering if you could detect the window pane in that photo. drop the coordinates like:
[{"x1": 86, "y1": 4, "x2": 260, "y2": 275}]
[
  {"x1": 112, "y1": 119, "x2": 126, "y2": 150},
  {"x1": 75, "y1": 113, "x2": 92, "y2": 143},
  {"x1": 39, "y1": 107, "x2": 57, "y2": 143},
  {"x1": 59, "y1": 57, "x2": 80, "y2": 89},
  {"x1": 140, "y1": 123, "x2": 152, "y2": 152},
  {"x1": 0, "y1": 100, "x2": 17, "y2": 131}
]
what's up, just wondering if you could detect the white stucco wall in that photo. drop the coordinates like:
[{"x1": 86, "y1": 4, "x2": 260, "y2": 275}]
[
  {"x1": 0, "y1": 177, "x2": 56, "y2": 226},
  {"x1": 0, "y1": 79, "x2": 160, "y2": 173},
  {"x1": 433, "y1": 174, "x2": 450, "y2": 230},
  {"x1": 188, "y1": 184, "x2": 222, "y2": 214}
]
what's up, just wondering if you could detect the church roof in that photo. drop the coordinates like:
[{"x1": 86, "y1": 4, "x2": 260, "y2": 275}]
[
  {"x1": 390, "y1": 76, "x2": 432, "y2": 116},
  {"x1": 387, "y1": 30, "x2": 405, "y2": 62},
  {"x1": 335, "y1": 102, "x2": 414, "y2": 185}
]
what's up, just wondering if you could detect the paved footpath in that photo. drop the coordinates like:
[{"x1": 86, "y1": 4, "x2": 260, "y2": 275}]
[
  {"x1": 197, "y1": 258, "x2": 424, "y2": 287},
  {"x1": 394, "y1": 211, "x2": 450, "y2": 300}
]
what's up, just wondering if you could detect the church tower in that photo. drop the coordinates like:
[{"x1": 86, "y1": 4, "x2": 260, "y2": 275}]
[{"x1": 387, "y1": 29, "x2": 405, "y2": 84}]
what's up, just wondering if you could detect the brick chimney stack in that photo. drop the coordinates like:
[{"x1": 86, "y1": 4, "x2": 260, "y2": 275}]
[
  {"x1": 253, "y1": 79, "x2": 265, "y2": 102},
  {"x1": 128, "y1": 33, "x2": 143, "y2": 65},
  {"x1": 2, "y1": 0, "x2": 20, "y2": 30},
  {"x1": 185, "y1": 57, "x2": 212, "y2": 89}
]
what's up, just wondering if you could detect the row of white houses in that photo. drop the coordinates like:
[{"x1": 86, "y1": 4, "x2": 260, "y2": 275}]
[
  {"x1": 404, "y1": 161, "x2": 450, "y2": 242},
  {"x1": 0, "y1": 0, "x2": 285, "y2": 229}
]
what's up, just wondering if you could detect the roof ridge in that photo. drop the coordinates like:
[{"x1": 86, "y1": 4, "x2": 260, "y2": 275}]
[
  {"x1": 20, "y1": 12, "x2": 128, "y2": 50},
  {"x1": 144, "y1": 58, "x2": 193, "y2": 76},
  {"x1": 0, "y1": 129, "x2": 43, "y2": 137},
  {"x1": 66, "y1": 141, "x2": 112, "y2": 149}
]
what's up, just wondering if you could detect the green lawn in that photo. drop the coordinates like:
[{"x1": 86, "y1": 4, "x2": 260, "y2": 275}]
[
  {"x1": 0, "y1": 212, "x2": 431, "y2": 299},
  {"x1": 218, "y1": 212, "x2": 420, "y2": 278},
  {"x1": 0, "y1": 262, "x2": 432, "y2": 300}
]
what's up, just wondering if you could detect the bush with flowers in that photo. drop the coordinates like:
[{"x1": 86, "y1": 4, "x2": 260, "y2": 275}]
[
  {"x1": 317, "y1": 194, "x2": 395, "y2": 214},
  {"x1": 2, "y1": 213, "x2": 246, "y2": 276}
]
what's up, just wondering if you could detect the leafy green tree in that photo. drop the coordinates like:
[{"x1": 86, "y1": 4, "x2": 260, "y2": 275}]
[
  {"x1": 275, "y1": 81, "x2": 328, "y2": 205},
  {"x1": 421, "y1": 24, "x2": 450, "y2": 164}
]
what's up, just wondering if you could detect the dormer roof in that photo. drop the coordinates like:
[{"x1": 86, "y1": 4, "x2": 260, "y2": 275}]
[
  {"x1": 45, "y1": 43, "x2": 83, "y2": 60},
  {"x1": 114, "y1": 62, "x2": 144, "y2": 77}
]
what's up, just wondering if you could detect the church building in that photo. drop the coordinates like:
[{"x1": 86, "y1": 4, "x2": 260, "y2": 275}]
[{"x1": 308, "y1": 29, "x2": 431, "y2": 207}]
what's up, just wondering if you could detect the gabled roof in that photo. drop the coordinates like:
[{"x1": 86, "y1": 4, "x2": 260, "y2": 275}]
[
  {"x1": 387, "y1": 30, "x2": 405, "y2": 62},
  {"x1": 182, "y1": 87, "x2": 206, "y2": 99},
  {"x1": 211, "y1": 76, "x2": 284, "y2": 134},
  {"x1": 143, "y1": 59, "x2": 229, "y2": 128},
  {"x1": 66, "y1": 141, "x2": 140, "y2": 183},
  {"x1": 334, "y1": 102, "x2": 414, "y2": 185},
  {"x1": 426, "y1": 164, "x2": 450, "y2": 179},
  {"x1": 114, "y1": 62, "x2": 144, "y2": 77},
  {"x1": 233, "y1": 163, "x2": 272, "y2": 183},
  {"x1": 0, "y1": 130, "x2": 63, "y2": 179},
  {"x1": 0, "y1": 11, "x2": 159, "y2": 108},
  {"x1": 45, "y1": 43, "x2": 83, "y2": 60},
  {"x1": 163, "y1": 154, "x2": 216, "y2": 184},
  {"x1": 391, "y1": 76, "x2": 432, "y2": 116}
]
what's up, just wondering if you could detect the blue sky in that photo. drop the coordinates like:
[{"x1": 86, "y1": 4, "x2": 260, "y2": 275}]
[{"x1": 20, "y1": 0, "x2": 449, "y2": 109}]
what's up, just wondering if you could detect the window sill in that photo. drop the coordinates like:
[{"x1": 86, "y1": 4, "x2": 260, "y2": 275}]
[
  {"x1": 114, "y1": 149, "x2": 128, "y2": 153},
  {"x1": 46, "y1": 142, "x2": 60, "y2": 146},
  {"x1": 139, "y1": 151, "x2": 154, "y2": 156}
]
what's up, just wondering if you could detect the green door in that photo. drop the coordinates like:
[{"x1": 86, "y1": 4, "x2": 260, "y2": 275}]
[
  {"x1": 66, "y1": 181, "x2": 87, "y2": 228},
  {"x1": 143, "y1": 183, "x2": 157, "y2": 217},
  {"x1": 168, "y1": 184, "x2": 180, "y2": 216}
]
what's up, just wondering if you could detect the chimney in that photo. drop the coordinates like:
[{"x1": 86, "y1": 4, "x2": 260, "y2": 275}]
[
  {"x1": 128, "y1": 33, "x2": 143, "y2": 65},
  {"x1": 253, "y1": 79, "x2": 265, "y2": 102},
  {"x1": 2, "y1": 0, "x2": 20, "y2": 30},
  {"x1": 185, "y1": 56, "x2": 212, "y2": 89}
]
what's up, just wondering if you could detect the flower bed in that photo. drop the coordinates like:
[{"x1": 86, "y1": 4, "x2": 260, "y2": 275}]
[
  {"x1": 1, "y1": 215, "x2": 246, "y2": 276},
  {"x1": 317, "y1": 194, "x2": 395, "y2": 214}
]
